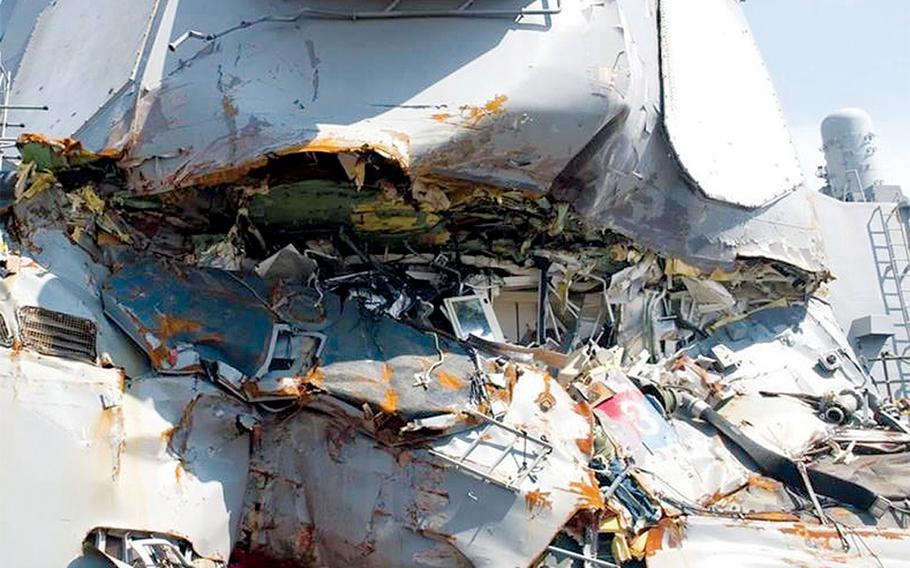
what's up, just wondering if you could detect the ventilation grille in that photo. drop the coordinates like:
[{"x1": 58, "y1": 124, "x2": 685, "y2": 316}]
[
  {"x1": 18, "y1": 306, "x2": 97, "y2": 361},
  {"x1": 0, "y1": 313, "x2": 11, "y2": 346}
]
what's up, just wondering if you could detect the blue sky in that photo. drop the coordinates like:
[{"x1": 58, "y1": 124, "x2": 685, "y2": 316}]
[{"x1": 743, "y1": 0, "x2": 910, "y2": 191}]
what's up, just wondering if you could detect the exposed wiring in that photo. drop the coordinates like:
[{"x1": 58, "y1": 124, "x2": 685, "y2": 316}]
[{"x1": 413, "y1": 331, "x2": 444, "y2": 389}]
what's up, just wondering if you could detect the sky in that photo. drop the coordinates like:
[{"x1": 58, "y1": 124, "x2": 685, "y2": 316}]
[{"x1": 743, "y1": 0, "x2": 910, "y2": 192}]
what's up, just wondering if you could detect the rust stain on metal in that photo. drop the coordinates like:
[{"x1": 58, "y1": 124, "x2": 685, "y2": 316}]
[
  {"x1": 18, "y1": 133, "x2": 111, "y2": 157},
  {"x1": 535, "y1": 390, "x2": 555, "y2": 412},
  {"x1": 504, "y1": 362, "x2": 518, "y2": 394},
  {"x1": 163, "y1": 394, "x2": 201, "y2": 459},
  {"x1": 95, "y1": 405, "x2": 125, "y2": 481},
  {"x1": 155, "y1": 314, "x2": 202, "y2": 338},
  {"x1": 242, "y1": 379, "x2": 301, "y2": 399},
  {"x1": 524, "y1": 489, "x2": 553, "y2": 514},
  {"x1": 489, "y1": 386, "x2": 511, "y2": 403},
  {"x1": 148, "y1": 345, "x2": 171, "y2": 369},
  {"x1": 167, "y1": 136, "x2": 411, "y2": 191},
  {"x1": 703, "y1": 475, "x2": 783, "y2": 507},
  {"x1": 567, "y1": 473, "x2": 606, "y2": 511},
  {"x1": 295, "y1": 524, "x2": 317, "y2": 560},
  {"x1": 461, "y1": 94, "x2": 508, "y2": 123},
  {"x1": 644, "y1": 517, "x2": 684, "y2": 556},
  {"x1": 572, "y1": 400, "x2": 594, "y2": 421},
  {"x1": 575, "y1": 436, "x2": 593, "y2": 456},
  {"x1": 414, "y1": 527, "x2": 457, "y2": 545},
  {"x1": 301, "y1": 365, "x2": 325, "y2": 388},
  {"x1": 778, "y1": 524, "x2": 910, "y2": 545},
  {"x1": 380, "y1": 387, "x2": 399, "y2": 414},
  {"x1": 587, "y1": 381, "x2": 615, "y2": 403},
  {"x1": 436, "y1": 369, "x2": 465, "y2": 390},
  {"x1": 381, "y1": 363, "x2": 394, "y2": 383},
  {"x1": 744, "y1": 511, "x2": 801, "y2": 522},
  {"x1": 747, "y1": 475, "x2": 781, "y2": 492}
]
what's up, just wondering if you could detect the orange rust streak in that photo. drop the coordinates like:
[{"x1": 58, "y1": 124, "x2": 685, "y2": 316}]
[
  {"x1": 95, "y1": 406, "x2": 125, "y2": 480},
  {"x1": 483, "y1": 94, "x2": 508, "y2": 114},
  {"x1": 747, "y1": 475, "x2": 781, "y2": 492},
  {"x1": 462, "y1": 94, "x2": 508, "y2": 122},
  {"x1": 242, "y1": 381, "x2": 264, "y2": 398},
  {"x1": 161, "y1": 425, "x2": 177, "y2": 446},
  {"x1": 644, "y1": 525, "x2": 664, "y2": 556},
  {"x1": 274, "y1": 137, "x2": 411, "y2": 174},
  {"x1": 525, "y1": 489, "x2": 553, "y2": 514},
  {"x1": 567, "y1": 474, "x2": 606, "y2": 511},
  {"x1": 436, "y1": 370, "x2": 465, "y2": 390},
  {"x1": 575, "y1": 436, "x2": 593, "y2": 456},
  {"x1": 149, "y1": 344, "x2": 170, "y2": 368},
  {"x1": 95, "y1": 231, "x2": 122, "y2": 246},
  {"x1": 745, "y1": 511, "x2": 801, "y2": 522},
  {"x1": 381, "y1": 363, "x2": 394, "y2": 383},
  {"x1": 504, "y1": 363, "x2": 518, "y2": 389},
  {"x1": 490, "y1": 387, "x2": 511, "y2": 402},
  {"x1": 431, "y1": 113, "x2": 452, "y2": 122},
  {"x1": 645, "y1": 517, "x2": 684, "y2": 557},
  {"x1": 302, "y1": 366, "x2": 325, "y2": 387},
  {"x1": 772, "y1": 524, "x2": 910, "y2": 546},
  {"x1": 535, "y1": 374, "x2": 556, "y2": 410},
  {"x1": 174, "y1": 136, "x2": 410, "y2": 190},
  {"x1": 703, "y1": 476, "x2": 781, "y2": 507},
  {"x1": 155, "y1": 314, "x2": 202, "y2": 338},
  {"x1": 573, "y1": 400, "x2": 594, "y2": 421},
  {"x1": 18, "y1": 132, "x2": 85, "y2": 153},
  {"x1": 380, "y1": 388, "x2": 399, "y2": 414},
  {"x1": 587, "y1": 382, "x2": 615, "y2": 404}
]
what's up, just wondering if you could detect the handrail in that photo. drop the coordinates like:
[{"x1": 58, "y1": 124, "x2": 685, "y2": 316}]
[{"x1": 170, "y1": 1, "x2": 562, "y2": 51}]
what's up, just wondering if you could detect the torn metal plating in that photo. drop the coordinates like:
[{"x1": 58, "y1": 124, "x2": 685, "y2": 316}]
[
  {"x1": 0, "y1": 1, "x2": 907, "y2": 567},
  {"x1": 3, "y1": 0, "x2": 824, "y2": 272},
  {"x1": 2, "y1": 129, "x2": 908, "y2": 567}
]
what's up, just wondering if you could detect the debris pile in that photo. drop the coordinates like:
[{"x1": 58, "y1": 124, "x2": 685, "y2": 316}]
[{"x1": 0, "y1": 138, "x2": 908, "y2": 567}]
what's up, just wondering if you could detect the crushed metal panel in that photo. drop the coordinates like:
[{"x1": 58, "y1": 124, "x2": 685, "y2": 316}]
[
  {"x1": 316, "y1": 302, "x2": 477, "y2": 417},
  {"x1": 88, "y1": 0, "x2": 629, "y2": 194},
  {"x1": 102, "y1": 259, "x2": 277, "y2": 376},
  {"x1": 243, "y1": 367, "x2": 597, "y2": 567},
  {"x1": 645, "y1": 515, "x2": 910, "y2": 567},
  {"x1": 591, "y1": 369, "x2": 755, "y2": 507},
  {"x1": 4, "y1": 0, "x2": 828, "y2": 272},
  {"x1": 659, "y1": 0, "x2": 803, "y2": 207},
  {"x1": 4, "y1": 228, "x2": 152, "y2": 377},
  {"x1": 0, "y1": 353, "x2": 250, "y2": 565}
]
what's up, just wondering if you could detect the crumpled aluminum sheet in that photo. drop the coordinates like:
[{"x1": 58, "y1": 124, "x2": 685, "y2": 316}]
[
  {"x1": 646, "y1": 515, "x2": 910, "y2": 568},
  {"x1": 241, "y1": 367, "x2": 597, "y2": 567},
  {"x1": 0, "y1": 351, "x2": 251, "y2": 565},
  {"x1": 3, "y1": 0, "x2": 826, "y2": 273}
]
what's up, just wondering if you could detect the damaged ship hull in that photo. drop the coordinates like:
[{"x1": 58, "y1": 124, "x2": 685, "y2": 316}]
[{"x1": 0, "y1": 0, "x2": 907, "y2": 567}]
